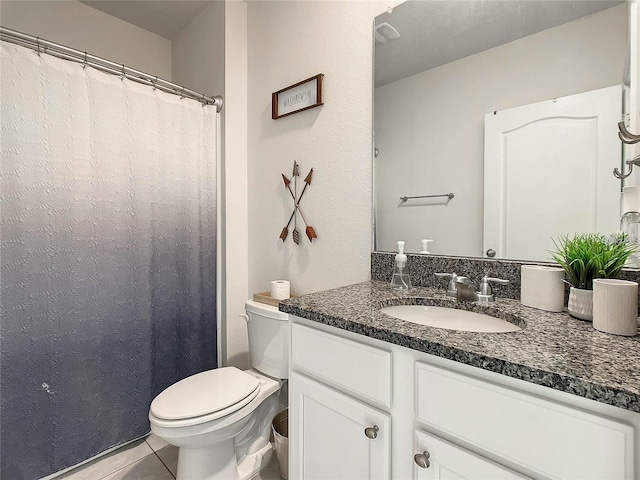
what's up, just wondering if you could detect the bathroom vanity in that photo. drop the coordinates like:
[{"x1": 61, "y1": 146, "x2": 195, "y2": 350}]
[{"x1": 281, "y1": 281, "x2": 640, "y2": 479}]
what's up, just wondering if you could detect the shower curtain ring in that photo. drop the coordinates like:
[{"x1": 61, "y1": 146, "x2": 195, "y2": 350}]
[
  {"x1": 82, "y1": 52, "x2": 88, "y2": 69},
  {"x1": 120, "y1": 65, "x2": 125, "y2": 81},
  {"x1": 180, "y1": 86, "x2": 185, "y2": 100},
  {"x1": 36, "y1": 37, "x2": 41, "y2": 56},
  {"x1": 152, "y1": 76, "x2": 158, "y2": 91}
]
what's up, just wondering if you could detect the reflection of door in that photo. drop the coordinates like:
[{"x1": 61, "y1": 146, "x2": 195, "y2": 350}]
[{"x1": 484, "y1": 85, "x2": 622, "y2": 261}]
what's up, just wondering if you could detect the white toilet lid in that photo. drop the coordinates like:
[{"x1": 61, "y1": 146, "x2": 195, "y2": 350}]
[{"x1": 150, "y1": 367, "x2": 260, "y2": 421}]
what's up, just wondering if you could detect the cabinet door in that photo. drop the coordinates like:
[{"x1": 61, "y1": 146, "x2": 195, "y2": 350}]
[
  {"x1": 414, "y1": 430, "x2": 528, "y2": 480},
  {"x1": 290, "y1": 372, "x2": 390, "y2": 480}
]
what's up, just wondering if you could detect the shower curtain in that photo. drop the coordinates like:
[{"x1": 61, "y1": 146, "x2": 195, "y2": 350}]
[{"x1": 0, "y1": 42, "x2": 217, "y2": 479}]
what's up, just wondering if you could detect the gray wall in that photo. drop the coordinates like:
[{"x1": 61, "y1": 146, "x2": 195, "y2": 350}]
[
  {"x1": 172, "y1": 0, "x2": 224, "y2": 97},
  {"x1": 0, "y1": 0, "x2": 172, "y2": 79}
]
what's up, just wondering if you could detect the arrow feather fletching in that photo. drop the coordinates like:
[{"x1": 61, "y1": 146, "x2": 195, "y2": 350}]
[{"x1": 306, "y1": 226, "x2": 317, "y2": 241}]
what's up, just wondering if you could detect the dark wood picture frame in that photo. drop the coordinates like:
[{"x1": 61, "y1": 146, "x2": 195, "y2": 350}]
[{"x1": 272, "y1": 74, "x2": 324, "y2": 120}]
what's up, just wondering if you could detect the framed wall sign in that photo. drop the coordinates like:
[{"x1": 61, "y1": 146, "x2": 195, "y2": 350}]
[{"x1": 272, "y1": 74, "x2": 324, "y2": 120}]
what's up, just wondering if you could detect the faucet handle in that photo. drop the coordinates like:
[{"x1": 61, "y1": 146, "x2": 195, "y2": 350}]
[
  {"x1": 434, "y1": 272, "x2": 454, "y2": 278},
  {"x1": 434, "y1": 272, "x2": 457, "y2": 297},
  {"x1": 478, "y1": 276, "x2": 510, "y2": 299}
]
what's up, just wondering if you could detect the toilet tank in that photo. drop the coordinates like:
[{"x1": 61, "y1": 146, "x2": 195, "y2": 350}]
[{"x1": 245, "y1": 300, "x2": 289, "y2": 379}]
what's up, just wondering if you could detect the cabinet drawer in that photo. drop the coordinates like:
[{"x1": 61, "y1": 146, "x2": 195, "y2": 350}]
[
  {"x1": 416, "y1": 362, "x2": 635, "y2": 479},
  {"x1": 291, "y1": 323, "x2": 392, "y2": 407},
  {"x1": 414, "y1": 429, "x2": 528, "y2": 479}
]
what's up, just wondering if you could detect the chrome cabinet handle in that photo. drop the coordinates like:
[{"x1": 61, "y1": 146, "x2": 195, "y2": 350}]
[
  {"x1": 414, "y1": 451, "x2": 431, "y2": 468},
  {"x1": 364, "y1": 425, "x2": 379, "y2": 439},
  {"x1": 486, "y1": 249, "x2": 496, "y2": 258}
]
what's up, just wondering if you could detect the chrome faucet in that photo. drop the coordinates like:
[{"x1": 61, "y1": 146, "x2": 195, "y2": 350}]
[
  {"x1": 434, "y1": 272, "x2": 462, "y2": 297},
  {"x1": 453, "y1": 275, "x2": 510, "y2": 303},
  {"x1": 452, "y1": 276, "x2": 478, "y2": 301}
]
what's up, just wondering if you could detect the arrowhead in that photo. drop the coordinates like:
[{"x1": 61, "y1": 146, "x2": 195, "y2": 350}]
[
  {"x1": 304, "y1": 168, "x2": 313, "y2": 185},
  {"x1": 279, "y1": 227, "x2": 288, "y2": 241},
  {"x1": 282, "y1": 174, "x2": 290, "y2": 188}
]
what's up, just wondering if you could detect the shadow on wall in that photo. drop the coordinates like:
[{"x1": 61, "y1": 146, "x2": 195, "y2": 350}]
[
  {"x1": 227, "y1": 351, "x2": 251, "y2": 371},
  {"x1": 260, "y1": 101, "x2": 323, "y2": 138}
]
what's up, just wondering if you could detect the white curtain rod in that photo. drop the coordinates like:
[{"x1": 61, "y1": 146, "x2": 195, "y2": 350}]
[{"x1": 0, "y1": 26, "x2": 224, "y2": 112}]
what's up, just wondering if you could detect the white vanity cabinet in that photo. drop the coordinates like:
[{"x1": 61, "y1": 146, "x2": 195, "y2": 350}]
[
  {"x1": 289, "y1": 322, "x2": 392, "y2": 479},
  {"x1": 415, "y1": 362, "x2": 634, "y2": 479},
  {"x1": 289, "y1": 316, "x2": 639, "y2": 480}
]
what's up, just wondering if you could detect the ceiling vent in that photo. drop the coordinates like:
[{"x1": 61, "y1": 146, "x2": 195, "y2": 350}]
[{"x1": 375, "y1": 22, "x2": 400, "y2": 44}]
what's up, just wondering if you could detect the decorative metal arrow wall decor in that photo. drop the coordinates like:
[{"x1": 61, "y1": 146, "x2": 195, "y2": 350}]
[{"x1": 280, "y1": 161, "x2": 317, "y2": 244}]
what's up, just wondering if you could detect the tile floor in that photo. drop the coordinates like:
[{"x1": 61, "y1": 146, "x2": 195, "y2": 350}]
[{"x1": 55, "y1": 434, "x2": 282, "y2": 480}]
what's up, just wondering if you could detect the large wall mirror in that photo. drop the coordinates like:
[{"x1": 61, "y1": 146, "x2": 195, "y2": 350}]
[{"x1": 373, "y1": 0, "x2": 631, "y2": 261}]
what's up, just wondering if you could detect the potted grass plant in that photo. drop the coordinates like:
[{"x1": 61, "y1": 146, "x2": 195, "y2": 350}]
[{"x1": 551, "y1": 233, "x2": 636, "y2": 320}]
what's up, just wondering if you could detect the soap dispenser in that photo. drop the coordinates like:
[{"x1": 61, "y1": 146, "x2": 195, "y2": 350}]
[
  {"x1": 391, "y1": 241, "x2": 412, "y2": 290},
  {"x1": 420, "y1": 239, "x2": 433, "y2": 254}
]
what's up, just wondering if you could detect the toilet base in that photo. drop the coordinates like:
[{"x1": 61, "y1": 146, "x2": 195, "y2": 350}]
[
  {"x1": 175, "y1": 437, "x2": 274, "y2": 480},
  {"x1": 237, "y1": 442, "x2": 273, "y2": 479},
  {"x1": 177, "y1": 440, "x2": 237, "y2": 480}
]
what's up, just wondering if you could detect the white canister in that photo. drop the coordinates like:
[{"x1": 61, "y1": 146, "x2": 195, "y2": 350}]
[
  {"x1": 593, "y1": 279, "x2": 638, "y2": 336},
  {"x1": 621, "y1": 185, "x2": 640, "y2": 214},
  {"x1": 520, "y1": 265, "x2": 565, "y2": 312},
  {"x1": 271, "y1": 280, "x2": 291, "y2": 300}
]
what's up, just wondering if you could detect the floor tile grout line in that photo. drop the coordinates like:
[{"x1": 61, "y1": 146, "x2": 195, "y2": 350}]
[
  {"x1": 95, "y1": 449, "x2": 158, "y2": 480},
  {"x1": 152, "y1": 449, "x2": 176, "y2": 479},
  {"x1": 145, "y1": 436, "x2": 169, "y2": 453}
]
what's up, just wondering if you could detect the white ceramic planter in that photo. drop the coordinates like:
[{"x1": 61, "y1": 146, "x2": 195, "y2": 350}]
[
  {"x1": 593, "y1": 279, "x2": 638, "y2": 336},
  {"x1": 568, "y1": 287, "x2": 593, "y2": 321}
]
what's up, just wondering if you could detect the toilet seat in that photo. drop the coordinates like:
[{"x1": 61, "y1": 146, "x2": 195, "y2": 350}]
[{"x1": 150, "y1": 367, "x2": 260, "y2": 425}]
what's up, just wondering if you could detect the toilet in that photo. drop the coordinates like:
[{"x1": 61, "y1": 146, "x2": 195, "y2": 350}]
[{"x1": 149, "y1": 300, "x2": 289, "y2": 480}]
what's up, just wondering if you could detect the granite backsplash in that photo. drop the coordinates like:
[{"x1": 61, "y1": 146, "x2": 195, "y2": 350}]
[{"x1": 371, "y1": 251, "x2": 640, "y2": 307}]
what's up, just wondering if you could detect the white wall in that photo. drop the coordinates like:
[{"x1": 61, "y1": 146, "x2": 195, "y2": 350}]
[
  {"x1": 375, "y1": 4, "x2": 627, "y2": 256},
  {"x1": 0, "y1": 0, "x2": 172, "y2": 79},
  {"x1": 224, "y1": 0, "x2": 250, "y2": 368},
  {"x1": 246, "y1": 1, "x2": 392, "y2": 301}
]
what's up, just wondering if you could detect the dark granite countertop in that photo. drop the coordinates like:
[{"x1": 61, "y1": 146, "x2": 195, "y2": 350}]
[{"x1": 280, "y1": 280, "x2": 640, "y2": 413}]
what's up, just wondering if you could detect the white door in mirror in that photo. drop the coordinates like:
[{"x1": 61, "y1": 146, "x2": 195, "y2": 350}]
[{"x1": 484, "y1": 85, "x2": 621, "y2": 261}]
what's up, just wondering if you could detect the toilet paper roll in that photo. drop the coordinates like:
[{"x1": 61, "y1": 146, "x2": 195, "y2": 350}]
[
  {"x1": 271, "y1": 280, "x2": 290, "y2": 300},
  {"x1": 520, "y1": 265, "x2": 565, "y2": 312}
]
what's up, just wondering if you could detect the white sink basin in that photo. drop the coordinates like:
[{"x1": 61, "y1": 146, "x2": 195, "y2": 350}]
[{"x1": 380, "y1": 305, "x2": 521, "y2": 333}]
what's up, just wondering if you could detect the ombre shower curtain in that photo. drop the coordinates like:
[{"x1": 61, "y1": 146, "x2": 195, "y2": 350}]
[{"x1": 0, "y1": 43, "x2": 217, "y2": 479}]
